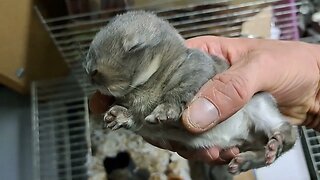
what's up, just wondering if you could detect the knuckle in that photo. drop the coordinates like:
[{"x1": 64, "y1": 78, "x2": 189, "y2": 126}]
[
  {"x1": 307, "y1": 113, "x2": 320, "y2": 130},
  {"x1": 213, "y1": 73, "x2": 250, "y2": 103},
  {"x1": 304, "y1": 98, "x2": 320, "y2": 130}
]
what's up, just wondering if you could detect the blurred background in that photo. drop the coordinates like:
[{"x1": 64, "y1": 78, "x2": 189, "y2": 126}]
[{"x1": 1, "y1": 0, "x2": 320, "y2": 180}]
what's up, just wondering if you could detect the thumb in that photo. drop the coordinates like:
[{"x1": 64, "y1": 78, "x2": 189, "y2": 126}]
[{"x1": 182, "y1": 57, "x2": 263, "y2": 133}]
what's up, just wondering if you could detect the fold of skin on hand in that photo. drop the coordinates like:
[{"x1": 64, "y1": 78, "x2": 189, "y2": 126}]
[{"x1": 89, "y1": 36, "x2": 320, "y2": 164}]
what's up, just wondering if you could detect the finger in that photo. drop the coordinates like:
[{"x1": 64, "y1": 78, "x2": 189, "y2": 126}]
[
  {"x1": 302, "y1": 90, "x2": 320, "y2": 132},
  {"x1": 182, "y1": 56, "x2": 263, "y2": 133},
  {"x1": 89, "y1": 91, "x2": 114, "y2": 114},
  {"x1": 305, "y1": 112, "x2": 320, "y2": 132},
  {"x1": 185, "y1": 36, "x2": 211, "y2": 53},
  {"x1": 219, "y1": 147, "x2": 240, "y2": 162},
  {"x1": 142, "y1": 137, "x2": 171, "y2": 150},
  {"x1": 177, "y1": 148, "x2": 220, "y2": 163},
  {"x1": 179, "y1": 148, "x2": 232, "y2": 165},
  {"x1": 143, "y1": 137, "x2": 187, "y2": 152},
  {"x1": 185, "y1": 36, "x2": 225, "y2": 59}
]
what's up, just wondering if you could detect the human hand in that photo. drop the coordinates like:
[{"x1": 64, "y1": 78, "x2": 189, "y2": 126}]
[
  {"x1": 173, "y1": 35, "x2": 320, "y2": 164},
  {"x1": 89, "y1": 91, "x2": 114, "y2": 114},
  {"x1": 182, "y1": 36, "x2": 320, "y2": 130}
]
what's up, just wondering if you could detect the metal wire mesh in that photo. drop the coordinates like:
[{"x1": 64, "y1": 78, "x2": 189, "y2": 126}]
[
  {"x1": 35, "y1": 0, "x2": 308, "y2": 95},
  {"x1": 32, "y1": 0, "x2": 312, "y2": 179},
  {"x1": 32, "y1": 77, "x2": 91, "y2": 180}
]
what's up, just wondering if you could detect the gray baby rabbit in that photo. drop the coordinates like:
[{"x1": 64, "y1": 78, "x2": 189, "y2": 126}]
[{"x1": 84, "y1": 11, "x2": 297, "y2": 174}]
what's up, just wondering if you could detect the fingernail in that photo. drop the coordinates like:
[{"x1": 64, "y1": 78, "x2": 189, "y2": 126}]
[{"x1": 186, "y1": 97, "x2": 219, "y2": 129}]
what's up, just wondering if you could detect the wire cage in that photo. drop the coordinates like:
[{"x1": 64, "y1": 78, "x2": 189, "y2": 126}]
[
  {"x1": 35, "y1": 0, "x2": 307, "y2": 95},
  {"x1": 32, "y1": 76, "x2": 91, "y2": 180},
  {"x1": 31, "y1": 0, "x2": 320, "y2": 180}
]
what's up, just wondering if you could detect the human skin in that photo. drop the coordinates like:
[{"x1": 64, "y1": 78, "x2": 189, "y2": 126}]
[{"x1": 89, "y1": 35, "x2": 320, "y2": 164}]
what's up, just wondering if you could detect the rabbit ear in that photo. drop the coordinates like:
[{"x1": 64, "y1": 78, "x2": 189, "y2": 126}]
[
  {"x1": 122, "y1": 27, "x2": 162, "y2": 53},
  {"x1": 122, "y1": 36, "x2": 147, "y2": 52}
]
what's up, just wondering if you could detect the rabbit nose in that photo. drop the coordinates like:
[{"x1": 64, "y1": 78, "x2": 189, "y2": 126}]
[{"x1": 90, "y1": 69, "x2": 98, "y2": 76}]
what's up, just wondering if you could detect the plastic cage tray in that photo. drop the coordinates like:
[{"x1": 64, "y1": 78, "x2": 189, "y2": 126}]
[{"x1": 299, "y1": 29, "x2": 320, "y2": 180}]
